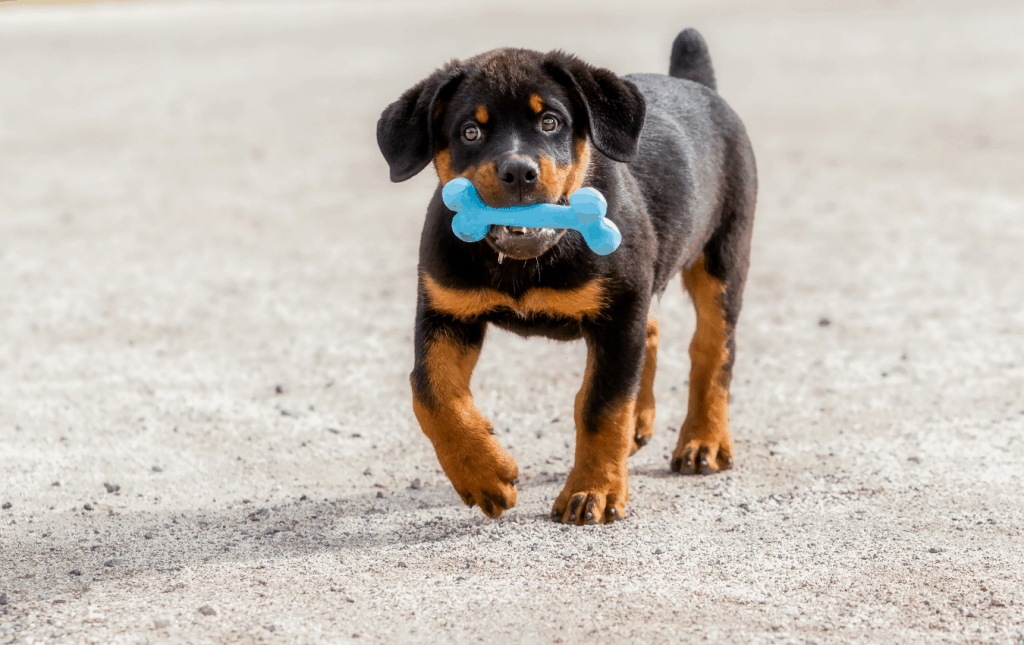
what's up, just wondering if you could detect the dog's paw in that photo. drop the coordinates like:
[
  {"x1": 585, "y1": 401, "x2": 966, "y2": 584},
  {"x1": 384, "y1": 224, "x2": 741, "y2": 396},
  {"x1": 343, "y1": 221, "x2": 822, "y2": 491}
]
[
  {"x1": 670, "y1": 434, "x2": 733, "y2": 475},
  {"x1": 551, "y1": 479, "x2": 627, "y2": 526},
  {"x1": 630, "y1": 422, "x2": 653, "y2": 455},
  {"x1": 444, "y1": 440, "x2": 519, "y2": 519}
]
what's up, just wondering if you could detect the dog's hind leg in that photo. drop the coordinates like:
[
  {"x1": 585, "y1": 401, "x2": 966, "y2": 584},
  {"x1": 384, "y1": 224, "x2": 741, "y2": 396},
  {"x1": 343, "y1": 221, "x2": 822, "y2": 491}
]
[
  {"x1": 630, "y1": 313, "x2": 659, "y2": 454},
  {"x1": 671, "y1": 167, "x2": 755, "y2": 475}
]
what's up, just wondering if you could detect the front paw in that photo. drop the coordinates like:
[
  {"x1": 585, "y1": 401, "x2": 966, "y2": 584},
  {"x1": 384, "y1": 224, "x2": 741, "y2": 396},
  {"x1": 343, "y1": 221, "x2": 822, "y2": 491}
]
[
  {"x1": 551, "y1": 474, "x2": 627, "y2": 526},
  {"x1": 441, "y1": 437, "x2": 519, "y2": 519}
]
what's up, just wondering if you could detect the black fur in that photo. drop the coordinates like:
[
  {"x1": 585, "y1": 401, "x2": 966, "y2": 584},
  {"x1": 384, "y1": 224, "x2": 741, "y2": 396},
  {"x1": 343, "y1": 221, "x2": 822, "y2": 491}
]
[{"x1": 379, "y1": 29, "x2": 756, "y2": 439}]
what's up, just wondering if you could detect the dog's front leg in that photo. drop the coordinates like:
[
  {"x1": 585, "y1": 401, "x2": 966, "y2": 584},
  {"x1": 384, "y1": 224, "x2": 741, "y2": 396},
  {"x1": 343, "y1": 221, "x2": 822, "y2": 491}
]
[
  {"x1": 410, "y1": 300, "x2": 518, "y2": 519},
  {"x1": 553, "y1": 302, "x2": 649, "y2": 525}
]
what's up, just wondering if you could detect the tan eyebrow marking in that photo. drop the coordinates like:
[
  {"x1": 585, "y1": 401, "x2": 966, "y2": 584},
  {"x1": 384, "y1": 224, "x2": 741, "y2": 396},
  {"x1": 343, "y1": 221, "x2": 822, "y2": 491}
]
[
  {"x1": 475, "y1": 105, "x2": 489, "y2": 123},
  {"x1": 529, "y1": 94, "x2": 544, "y2": 114}
]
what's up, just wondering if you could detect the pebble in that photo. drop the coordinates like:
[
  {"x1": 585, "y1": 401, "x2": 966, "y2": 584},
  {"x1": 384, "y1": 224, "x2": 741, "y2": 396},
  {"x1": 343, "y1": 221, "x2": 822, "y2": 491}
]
[
  {"x1": 1, "y1": 502, "x2": 10, "y2": 510},
  {"x1": 69, "y1": 569, "x2": 83, "y2": 576},
  {"x1": 84, "y1": 503, "x2": 94, "y2": 511},
  {"x1": 376, "y1": 491, "x2": 384, "y2": 499},
  {"x1": 410, "y1": 478, "x2": 421, "y2": 490},
  {"x1": 144, "y1": 532, "x2": 154, "y2": 539},
  {"x1": 929, "y1": 547, "x2": 943, "y2": 553},
  {"x1": 104, "y1": 559, "x2": 125, "y2": 568},
  {"x1": 818, "y1": 317, "x2": 831, "y2": 327},
  {"x1": 0, "y1": 592, "x2": 7, "y2": 605},
  {"x1": 198, "y1": 603, "x2": 218, "y2": 616},
  {"x1": 104, "y1": 483, "x2": 121, "y2": 493},
  {"x1": 152, "y1": 466, "x2": 162, "y2": 472},
  {"x1": 265, "y1": 625, "x2": 277, "y2": 632},
  {"x1": 153, "y1": 616, "x2": 172, "y2": 629}
]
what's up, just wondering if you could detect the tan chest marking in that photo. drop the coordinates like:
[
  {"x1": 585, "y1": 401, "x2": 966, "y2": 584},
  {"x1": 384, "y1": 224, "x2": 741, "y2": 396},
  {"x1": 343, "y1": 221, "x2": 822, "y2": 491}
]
[{"x1": 422, "y1": 274, "x2": 607, "y2": 322}]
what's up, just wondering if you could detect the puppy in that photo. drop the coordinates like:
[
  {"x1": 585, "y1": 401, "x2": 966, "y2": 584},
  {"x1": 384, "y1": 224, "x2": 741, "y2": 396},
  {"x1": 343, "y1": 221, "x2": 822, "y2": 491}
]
[{"x1": 377, "y1": 29, "x2": 756, "y2": 525}]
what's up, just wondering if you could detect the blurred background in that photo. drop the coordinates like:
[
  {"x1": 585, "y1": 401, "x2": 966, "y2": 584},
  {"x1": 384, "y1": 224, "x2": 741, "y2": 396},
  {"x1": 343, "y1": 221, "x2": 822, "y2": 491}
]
[{"x1": 1, "y1": 0, "x2": 1022, "y2": 641}]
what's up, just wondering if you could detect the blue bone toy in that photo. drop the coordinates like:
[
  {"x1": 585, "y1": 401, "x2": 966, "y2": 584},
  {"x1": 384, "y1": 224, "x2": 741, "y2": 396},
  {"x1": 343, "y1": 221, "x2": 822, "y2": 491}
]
[{"x1": 441, "y1": 177, "x2": 621, "y2": 255}]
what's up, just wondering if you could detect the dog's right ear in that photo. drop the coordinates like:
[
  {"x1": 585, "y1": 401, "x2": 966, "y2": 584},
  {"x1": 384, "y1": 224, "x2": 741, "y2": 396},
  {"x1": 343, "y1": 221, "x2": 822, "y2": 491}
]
[{"x1": 377, "y1": 65, "x2": 465, "y2": 182}]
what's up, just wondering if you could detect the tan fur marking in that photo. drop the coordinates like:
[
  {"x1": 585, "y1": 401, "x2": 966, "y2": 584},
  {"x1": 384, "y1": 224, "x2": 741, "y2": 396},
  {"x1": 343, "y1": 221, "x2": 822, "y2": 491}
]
[
  {"x1": 632, "y1": 314, "x2": 659, "y2": 453},
  {"x1": 433, "y1": 150, "x2": 503, "y2": 204},
  {"x1": 422, "y1": 274, "x2": 607, "y2": 322},
  {"x1": 434, "y1": 149, "x2": 456, "y2": 184},
  {"x1": 537, "y1": 139, "x2": 591, "y2": 202},
  {"x1": 529, "y1": 93, "x2": 544, "y2": 114},
  {"x1": 673, "y1": 253, "x2": 734, "y2": 470},
  {"x1": 475, "y1": 104, "x2": 489, "y2": 124},
  {"x1": 412, "y1": 335, "x2": 518, "y2": 518},
  {"x1": 552, "y1": 345, "x2": 632, "y2": 524}
]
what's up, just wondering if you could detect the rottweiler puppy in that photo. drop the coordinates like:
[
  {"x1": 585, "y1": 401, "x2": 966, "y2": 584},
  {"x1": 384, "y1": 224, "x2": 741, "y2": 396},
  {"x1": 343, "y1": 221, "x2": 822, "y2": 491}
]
[{"x1": 377, "y1": 28, "x2": 756, "y2": 525}]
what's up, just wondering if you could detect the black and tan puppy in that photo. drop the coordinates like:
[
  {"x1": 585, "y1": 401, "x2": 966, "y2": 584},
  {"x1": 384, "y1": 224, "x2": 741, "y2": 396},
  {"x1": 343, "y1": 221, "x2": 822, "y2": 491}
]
[{"x1": 377, "y1": 29, "x2": 756, "y2": 525}]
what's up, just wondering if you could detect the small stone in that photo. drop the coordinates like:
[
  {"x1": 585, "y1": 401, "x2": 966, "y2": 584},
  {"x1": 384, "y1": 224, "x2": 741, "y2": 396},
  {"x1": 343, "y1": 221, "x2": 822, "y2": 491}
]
[
  {"x1": 52, "y1": 599, "x2": 66, "y2": 604},
  {"x1": 104, "y1": 559, "x2": 124, "y2": 568},
  {"x1": 52, "y1": 481, "x2": 61, "y2": 486},
  {"x1": 907, "y1": 456, "x2": 922, "y2": 464},
  {"x1": 818, "y1": 317, "x2": 831, "y2": 327},
  {"x1": 928, "y1": 547, "x2": 941, "y2": 553},
  {"x1": 376, "y1": 491, "x2": 384, "y2": 498},
  {"x1": 654, "y1": 548, "x2": 664, "y2": 555},
  {"x1": 264, "y1": 625, "x2": 276, "y2": 632},
  {"x1": 398, "y1": 561, "x2": 408, "y2": 568},
  {"x1": 104, "y1": 483, "x2": 120, "y2": 494},
  {"x1": 153, "y1": 616, "x2": 172, "y2": 629},
  {"x1": 69, "y1": 569, "x2": 83, "y2": 576},
  {"x1": 198, "y1": 603, "x2": 217, "y2": 616},
  {"x1": 299, "y1": 494, "x2": 308, "y2": 501},
  {"x1": 363, "y1": 468, "x2": 372, "y2": 476},
  {"x1": 144, "y1": 532, "x2": 154, "y2": 539},
  {"x1": 0, "y1": 592, "x2": 7, "y2": 605},
  {"x1": 410, "y1": 478, "x2": 421, "y2": 490},
  {"x1": 152, "y1": 466, "x2": 162, "y2": 472},
  {"x1": 275, "y1": 384, "x2": 285, "y2": 394},
  {"x1": 1, "y1": 502, "x2": 10, "y2": 510},
  {"x1": 83, "y1": 503, "x2": 94, "y2": 511}
]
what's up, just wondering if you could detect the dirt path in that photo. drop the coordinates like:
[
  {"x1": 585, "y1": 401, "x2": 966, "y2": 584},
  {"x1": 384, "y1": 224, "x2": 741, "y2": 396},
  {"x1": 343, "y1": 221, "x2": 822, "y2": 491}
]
[{"x1": 1, "y1": 1, "x2": 1022, "y2": 643}]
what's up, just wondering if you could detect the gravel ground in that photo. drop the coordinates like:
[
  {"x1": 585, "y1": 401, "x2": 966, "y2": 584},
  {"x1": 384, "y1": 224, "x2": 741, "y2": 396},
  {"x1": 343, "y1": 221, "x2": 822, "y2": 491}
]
[{"x1": 1, "y1": 1, "x2": 1023, "y2": 643}]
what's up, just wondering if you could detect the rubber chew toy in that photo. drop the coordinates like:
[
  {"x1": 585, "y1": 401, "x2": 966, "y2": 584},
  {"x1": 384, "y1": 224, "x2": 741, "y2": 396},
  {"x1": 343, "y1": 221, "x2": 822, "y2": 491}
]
[{"x1": 442, "y1": 177, "x2": 621, "y2": 255}]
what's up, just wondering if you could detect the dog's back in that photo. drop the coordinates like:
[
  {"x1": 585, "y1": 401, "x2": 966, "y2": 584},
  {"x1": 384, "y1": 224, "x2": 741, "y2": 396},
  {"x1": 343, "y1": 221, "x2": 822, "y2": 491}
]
[{"x1": 621, "y1": 29, "x2": 756, "y2": 295}]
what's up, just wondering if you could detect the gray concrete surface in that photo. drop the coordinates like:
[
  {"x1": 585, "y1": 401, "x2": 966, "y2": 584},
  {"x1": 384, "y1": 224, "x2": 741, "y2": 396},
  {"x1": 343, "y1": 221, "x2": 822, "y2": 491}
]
[{"x1": 1, "y1": 0, "x2": 1023, "y2": 643}]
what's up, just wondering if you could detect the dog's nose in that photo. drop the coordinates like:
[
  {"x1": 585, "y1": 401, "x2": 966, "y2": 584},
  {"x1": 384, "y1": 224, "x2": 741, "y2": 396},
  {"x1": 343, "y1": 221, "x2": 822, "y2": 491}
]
[{"x1": 497, "y1": 157, "x2": 539, "y2": 194}]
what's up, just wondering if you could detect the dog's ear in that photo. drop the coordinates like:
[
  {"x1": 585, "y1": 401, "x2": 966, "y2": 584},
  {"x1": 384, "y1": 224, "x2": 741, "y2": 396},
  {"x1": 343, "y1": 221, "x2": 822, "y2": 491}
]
[
  {"x1": 542, "y1": 52, "x2": 646, "y2": 163},
  {"x1": 377, "y1": 65, "x2": 465, "y2": 182}
]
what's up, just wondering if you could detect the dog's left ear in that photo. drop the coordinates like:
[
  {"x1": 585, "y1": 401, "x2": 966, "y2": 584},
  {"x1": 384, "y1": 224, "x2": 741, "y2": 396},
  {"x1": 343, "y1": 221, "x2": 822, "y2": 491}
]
[
  {"x1": 377, "y1": 65, "x2": 465, "y2": 182},
  {"x1": 542, "y1": 52, "x2": 646, "y2": 163}
]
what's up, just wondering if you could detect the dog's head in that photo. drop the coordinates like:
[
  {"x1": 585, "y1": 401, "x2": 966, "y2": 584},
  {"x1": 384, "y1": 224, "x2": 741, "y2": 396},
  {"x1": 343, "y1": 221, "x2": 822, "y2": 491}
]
[{"x1": 377, "y1": 49, "x2": 645, "y2": 260}]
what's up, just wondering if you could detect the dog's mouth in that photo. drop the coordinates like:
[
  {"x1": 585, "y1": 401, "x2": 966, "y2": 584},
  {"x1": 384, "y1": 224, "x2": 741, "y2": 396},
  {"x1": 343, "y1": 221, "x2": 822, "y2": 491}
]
[{"x1": 485, "y1": 225, "x2": 567, "y2": 262}]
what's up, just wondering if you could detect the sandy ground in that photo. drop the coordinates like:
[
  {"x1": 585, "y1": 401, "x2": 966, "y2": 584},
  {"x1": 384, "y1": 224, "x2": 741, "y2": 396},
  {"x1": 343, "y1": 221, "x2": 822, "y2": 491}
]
[{"x1": 1, "y1": 0, "x2": 1023, "y2": 643}]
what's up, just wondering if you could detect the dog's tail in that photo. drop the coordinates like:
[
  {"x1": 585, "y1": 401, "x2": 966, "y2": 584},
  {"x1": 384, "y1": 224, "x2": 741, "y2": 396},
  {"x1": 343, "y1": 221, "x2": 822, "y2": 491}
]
[{"x1": 668, "y1": 28, "x2": 717, "y2": 91}]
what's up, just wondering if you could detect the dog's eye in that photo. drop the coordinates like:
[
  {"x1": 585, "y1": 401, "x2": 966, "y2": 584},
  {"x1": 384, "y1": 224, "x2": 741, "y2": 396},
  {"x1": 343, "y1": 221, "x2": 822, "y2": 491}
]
[
  {"x1": 541, "y1": 115, "x2": 559, "y2": 132},
  {"x1": 462, "y1": 124, "x2": 480, "y2": 142}
]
